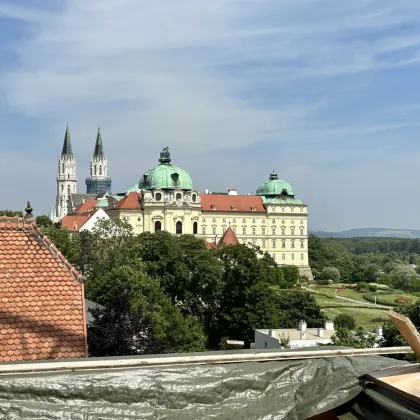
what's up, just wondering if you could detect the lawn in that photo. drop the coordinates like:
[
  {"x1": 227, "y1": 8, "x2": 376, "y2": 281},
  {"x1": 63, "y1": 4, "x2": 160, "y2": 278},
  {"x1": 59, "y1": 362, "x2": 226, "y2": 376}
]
[{"x1": 365, "y1": 292, "x2": 419, "y2": 305}]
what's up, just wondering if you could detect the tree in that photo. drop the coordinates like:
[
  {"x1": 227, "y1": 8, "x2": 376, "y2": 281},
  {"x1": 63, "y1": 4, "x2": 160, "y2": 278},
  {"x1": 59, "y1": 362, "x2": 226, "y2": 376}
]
[
  {"x1": 36, "y1": 215, "x2": 53, "y2": 229},
  {"x1": 320, "y1": 267, "x2": 341, "y2": 283},
  {"x1": 44, "y1": 225, "x2": 80, "y2": 265},
  {"x1": 334, "y1": 314, "x2": 356, "y2": 330},
  {"x1": 331, "y1": 326, "x2": 377, "y2": 349},
  {"x1": 87, "y1": 265, "x2": 205, "y2": 356},
  {"x1": 277, "y1": 291, "x2": 325, "y2": 328}
]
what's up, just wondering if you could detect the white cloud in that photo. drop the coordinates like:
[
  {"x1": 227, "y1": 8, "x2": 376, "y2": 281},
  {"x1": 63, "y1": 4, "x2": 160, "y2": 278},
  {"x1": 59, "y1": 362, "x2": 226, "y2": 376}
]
[{"x1": 1, "y1": 0, "x2": 420, "y2": 227}]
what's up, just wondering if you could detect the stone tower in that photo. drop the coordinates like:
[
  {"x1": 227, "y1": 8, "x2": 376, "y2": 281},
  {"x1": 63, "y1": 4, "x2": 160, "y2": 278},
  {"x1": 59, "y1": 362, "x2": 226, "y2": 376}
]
[
  {"x1": 85, "y1": 127, "x2": 112, "y2": 195},
  {"x1": 52, "y1": 125, "x2": 77, "y2": 222}
]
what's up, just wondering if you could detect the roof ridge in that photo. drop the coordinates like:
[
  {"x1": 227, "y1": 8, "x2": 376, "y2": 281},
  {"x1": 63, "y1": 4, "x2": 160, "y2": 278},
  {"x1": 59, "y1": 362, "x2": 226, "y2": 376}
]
[{"x1": 29, "y1": 222, "x2": 86, "y2": 284}]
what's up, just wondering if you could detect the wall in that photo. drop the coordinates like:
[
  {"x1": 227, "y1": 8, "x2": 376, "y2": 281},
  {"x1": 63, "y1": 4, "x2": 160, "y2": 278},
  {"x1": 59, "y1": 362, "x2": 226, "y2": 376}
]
[
  {"x1": 79, "y1": 209, "x2": 109, "y2": 232},
  {"x1": 254, "y1": 330, "x2": 281, "y2": 349}
]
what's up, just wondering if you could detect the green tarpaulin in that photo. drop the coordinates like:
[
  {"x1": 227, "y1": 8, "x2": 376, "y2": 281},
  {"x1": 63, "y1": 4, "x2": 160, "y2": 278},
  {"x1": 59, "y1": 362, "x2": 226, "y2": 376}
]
[{"x1": 0, "y1": 348, "x2": 410, "y2": 419}]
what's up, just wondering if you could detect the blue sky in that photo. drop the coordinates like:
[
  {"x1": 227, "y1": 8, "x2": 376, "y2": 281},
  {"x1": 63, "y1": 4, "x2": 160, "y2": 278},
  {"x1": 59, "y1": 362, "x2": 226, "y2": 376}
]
[{"x1": 1, "y1": 0, "x2": 420, "y2": 231}]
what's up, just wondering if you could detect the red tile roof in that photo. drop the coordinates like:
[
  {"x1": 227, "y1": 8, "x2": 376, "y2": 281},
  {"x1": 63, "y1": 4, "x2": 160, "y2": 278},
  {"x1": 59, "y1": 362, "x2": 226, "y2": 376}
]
[
  {"x1": 61, "y1": 214, "x2": 90, "y2": 231},
  {"x1": 204, "y1": 241, "x2": 216, "y2": 250},
  {"x1": 74, "y1": 199, "x2": 98, "y2": 214},
  {"x1": 218, "y1": 227, "x2": 240, "y2": 246},
  {"x1": 113, "y1": 192, "x2": 141, "y2": 210},
  {"x1": 0, "y1": 217, "x2": 87, "y2": 362},
  {"x1": 201, "y1": 194, "x2": 265, "y2": 213}
]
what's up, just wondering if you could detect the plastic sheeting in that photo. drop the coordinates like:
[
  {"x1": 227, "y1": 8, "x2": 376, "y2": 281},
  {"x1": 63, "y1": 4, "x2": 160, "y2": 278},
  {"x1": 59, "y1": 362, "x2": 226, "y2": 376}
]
[{"x1": 0, "y1": 353, "x2": 408, "y2": 419}]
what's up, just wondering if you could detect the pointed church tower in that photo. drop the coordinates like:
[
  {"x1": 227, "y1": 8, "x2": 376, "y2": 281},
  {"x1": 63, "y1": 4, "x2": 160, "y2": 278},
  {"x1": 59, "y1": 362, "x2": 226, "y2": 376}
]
[
  {"x1": 53, "y1": 124, "x2": 78, "y2": 222},
  {"x1": 85, "y1": 127, "x2": 112, "y2": 195}
]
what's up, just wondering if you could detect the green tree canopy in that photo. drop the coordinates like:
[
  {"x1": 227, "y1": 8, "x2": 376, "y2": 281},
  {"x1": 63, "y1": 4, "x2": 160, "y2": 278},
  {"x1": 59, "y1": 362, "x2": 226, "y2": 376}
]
[{"x1": 334, "y1": 313, "x2": 356, "y2": 330}]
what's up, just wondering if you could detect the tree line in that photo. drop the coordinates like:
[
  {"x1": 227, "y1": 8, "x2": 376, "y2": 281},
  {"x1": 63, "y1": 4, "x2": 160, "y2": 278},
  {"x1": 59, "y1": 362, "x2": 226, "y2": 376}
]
[{"x1": 36, "y1": 216, "x2": 325, "y2": 356}]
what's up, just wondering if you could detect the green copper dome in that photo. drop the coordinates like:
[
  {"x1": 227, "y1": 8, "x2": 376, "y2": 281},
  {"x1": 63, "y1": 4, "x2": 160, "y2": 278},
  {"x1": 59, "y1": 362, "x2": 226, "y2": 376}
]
[
  {"x1": 139, "y1": 147, "x2": 193, "y2": 190},
  {"x1": 256, "y1": 170, "x2": 294, "y2": 197}
]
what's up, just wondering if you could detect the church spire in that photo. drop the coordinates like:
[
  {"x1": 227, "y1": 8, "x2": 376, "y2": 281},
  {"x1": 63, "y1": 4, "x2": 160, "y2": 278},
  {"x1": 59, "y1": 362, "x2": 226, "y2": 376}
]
[
  {"x1": 61, "y1": 124, "x2": 73, "y2": 157},
  {"x1": 93, "y1": 126, "x2": 104, "y2": 158}
]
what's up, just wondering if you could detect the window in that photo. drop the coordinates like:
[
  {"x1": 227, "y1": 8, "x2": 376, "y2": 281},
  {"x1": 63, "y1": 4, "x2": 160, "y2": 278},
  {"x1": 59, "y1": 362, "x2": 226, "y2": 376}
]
[
  {"x1": 223, "y1": 226, "x2": 227, "y2": 233},
  {"x1": 281, "y1": 226, "x2": 286, "y2": 236},
  {"x1": 291, "y1": 219, "x2": 294, "y2": 224},
  {"x1": 282, "y1": 219, "x2": 285, "y2": 224},
  {"x1": 61, "y1": 185, "x2": 64, "y2": 192},
  {"x1": 176, "y1": 193, "x2": 182, "y2": 201},
  {"x1": 281, "y1": 207, "x2": 285, "y2": 212},
  {"x1": 272, "y1": 219, "x2": 275, "y2": 224},
  {"x1": 94, "y1": 166, "x2": 97, "y2": 175},
  {"x1": 290, "y1": 207, "x2": 294, "y2": 212},
  {"x1": 282, "y1": 240, "x2": 286, "y2": 248},
  {"x1": 301, "y1": 253, "x2": 304, "y2": 260},
  {"x1": 242, "y1": 218, "x2": 246, "y2": 223},
  {"x1": 300, "y1": 208, "x2": 304, "y2": 213},
  {"x1": 291, "y1": 226, "x2": 295, "y2": 235},
  {"x1": 176, "y1": 221, "x2": 183, "y2": 234},
  {"x1": 231, "y1": 205, "x2": 236, "y2": 211},
  {"x1": 211, "y1": 205, "x2": 216, "y2": 211},
  {"x1": 291, "y1": 240, "x2": 295, "y2": 248},
  {"x1": 137, "y1": 216, "x2": 141, "y2": 221},
  {"x1": 262, "y1": 240, "x2": 266, "y2": 248},
  {"x1": 155, "y1": 221, "x2": 161, "y2": 232},
  {"x1": 99, "y1": 166, "x2": 102, "y2": 176},
  {"x1": 252, "y1": 218, "x2": 256, "y2": 224},
  {"x1": 301, "y1": 240, "x2": 304, "y2": 248},
  {"x1": 300, "y1": 219, "x2": 304, "y2": 225},
  {"x1": 192, "y1": 194, "x2": 197, "y2": 202},
  {"x1": 242, "y1": 227, "x2": 246, "y2": 235},
  {"x1": 250, "y1": 206, "x2": 256, "y2": 211},
  {"x1": 272, "y1": 253, "x2": 276, "y2": 260},
  {"x1": 202, "y1": 217, "x2": 206, "y2": 223},
  {"x1": 233, "y1": 226, "x2": 236, "y2": 233},
  {"x1": 252, "y1": 227, "x2": 256, "y2": 235},
  {"x1": 202, "y1": 226, "x2": 206, "y2": 235},
  {"x1": 62, "y1": 163, "x2": 65, "y2": 173},
  {"x1": 193, "y1": 222, "x2": 198, "y2": 235},
  {"x1": 155, "y1": 192, "x2": 162, "y2": 201},
  {"x1": 272, "y1": 228, "x2": 276, "y2": 236},
  {"x1": 212, "y1": 217, "x2": 216, "y2": 223},
  {"x1": 232, "y1": 218, "x2": 236, "y2": 223},
  {"x1": 300, "y1": 228, "x2": 304, "y2": 236},
  {"x1": 223, "y1": 218, "x2": 226, "y2": 223},
  {"x1": 262, "y1": 227, "x2": 266, "y2": 235},
  {"x1": 212, "y1": 226, "x2": 216, "y2": 235},
  {"x1": 291, "y1": 253, "x2": 294, "y2": 260},
  {"x1": 272, "y1": 240, "x2": 276, "y2": 248},
  {"x1": 271, "y1": 206, "x2": 275, "y2": 212},
  {"x1": 252, "y1": 240, "x2": 256, "y2": 246},
  {"x1": 282, "y1": 253, "x2": 285, "y2": 260}
]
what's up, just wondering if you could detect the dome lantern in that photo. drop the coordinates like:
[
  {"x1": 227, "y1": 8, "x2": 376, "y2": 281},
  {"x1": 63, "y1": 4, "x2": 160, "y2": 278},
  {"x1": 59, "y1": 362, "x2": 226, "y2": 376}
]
[{"x1": 256, "y1": 170, "x2": 294, "y2": 197}]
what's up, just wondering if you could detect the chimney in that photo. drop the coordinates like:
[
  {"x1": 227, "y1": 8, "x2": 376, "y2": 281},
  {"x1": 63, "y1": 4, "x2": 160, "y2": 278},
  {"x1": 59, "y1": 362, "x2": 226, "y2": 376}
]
[
  {"x1": 325, "y1": 321, "x2": 334, "y2": 331},
  {"x1": 228, "y1": 189, "x2": 238, "y2": 196},
  {"x1": 375, "y1": 326, "x2": 383, "y2": 337},
  {"x1": 300, "y1": 331, "x2": 306, "y2": 340},
  {"x1": 318, "y1": 328, "x2": 324, "y2": 338},
  {"x1": 24, "y1": 201, "x2": 34, "y2": 223},
  {"x1": 204, "y1": 189, "x2": 209, "y2": 194},
  {"x1": 298, "y1": 320, "x2": 307, "y2": 332}
]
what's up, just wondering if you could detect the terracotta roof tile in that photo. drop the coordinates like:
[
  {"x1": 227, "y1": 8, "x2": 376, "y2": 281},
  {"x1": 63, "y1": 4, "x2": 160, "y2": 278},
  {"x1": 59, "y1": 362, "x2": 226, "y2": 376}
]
[
  {"x1": 61, "y1": 214, "x2": 90, "y2": 231},
  {"x1": 0, "y1": 217, "x2": 87, "y2": 362},
  {"x1": 218, "y1": 227, "x2": 240, "y2": 246},
  {"x1": 111, "y1": 192, "x2": 141, "y2": 210},
  {"x1": 73, "y1": 199, "x2": 98, "y2": 214},
  {"x1": 201, "y1": 194, "x2": 265, "y2": 213}
]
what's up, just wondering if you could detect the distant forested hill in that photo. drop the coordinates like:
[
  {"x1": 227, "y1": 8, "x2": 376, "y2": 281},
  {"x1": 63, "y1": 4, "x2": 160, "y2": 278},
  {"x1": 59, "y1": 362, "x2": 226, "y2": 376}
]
[{"x1": 311, "y1": 228, "x2": 420, "y2": 238}]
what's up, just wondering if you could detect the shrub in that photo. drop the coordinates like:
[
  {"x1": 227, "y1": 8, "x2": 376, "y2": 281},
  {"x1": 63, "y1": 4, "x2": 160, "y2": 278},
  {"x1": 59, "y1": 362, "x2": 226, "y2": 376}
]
[
  {"x1": 334, "y1": 314, "x2": 357, "y2": 330},
  {"x1": 356, "y1": 282, "x2": 369, "y2": 293},
  {"x1": 395, "y1": 297, "x2": 412, "y2": 304},
  {"x1": 368, "y1": 284, "x2": 377, "y2": 292},
  {"x1": 318, "y1": 279, "x2": 329, "y2": 285}
]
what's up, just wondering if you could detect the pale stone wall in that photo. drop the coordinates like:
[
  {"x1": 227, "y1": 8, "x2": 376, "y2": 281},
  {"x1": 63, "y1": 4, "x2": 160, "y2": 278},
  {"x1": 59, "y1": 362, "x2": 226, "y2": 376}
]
[{"x1": 106, "y1": 193, "x2": 311, "y2": 277}]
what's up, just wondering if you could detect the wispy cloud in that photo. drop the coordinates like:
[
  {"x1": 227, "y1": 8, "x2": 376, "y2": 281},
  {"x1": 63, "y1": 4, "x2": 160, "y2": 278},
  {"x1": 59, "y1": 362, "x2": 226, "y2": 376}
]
[{"x1": 0, "y1": 0, "x2": 420, "y2": 229}]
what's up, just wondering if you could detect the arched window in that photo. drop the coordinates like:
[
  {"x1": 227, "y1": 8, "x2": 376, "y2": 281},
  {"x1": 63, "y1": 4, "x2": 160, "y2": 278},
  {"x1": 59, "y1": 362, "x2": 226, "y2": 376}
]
[
  {"x1": 176, "y1": 221, "x2": 183, "y2": 234},
  {"x1": 155, "y1": 221, "x2": 161, "y2": 231},
  {"x1": 67, "y1": 186, "x2": 71, "y2": 196},
  {"x1": 61, "y1": 185, "x2": 64, "y2": 192},
  {"x1": 94, "y1": 166, "x2": 97, "y2": 175},
  {"x1": 281, "y1": 226, "x2": 286, "y2": 235},
  {"x1": 99, "y1": 166, "x2": 102, "y2": 175},
  {"x1": 176, "y1": 193, "x2": 182, "y2": 201},
  {"x1": 62, "y1": 163, "x2": 65, "y2": 173},
  {"x1": 193, "y1": 221, "x2": 198, "y2": 235},
  {"x1": 291, "y1": 226, "x2": 295, "y2": 235},
  {"x1": 300, "y1": 228, "x2": 304, "y2": 236}
]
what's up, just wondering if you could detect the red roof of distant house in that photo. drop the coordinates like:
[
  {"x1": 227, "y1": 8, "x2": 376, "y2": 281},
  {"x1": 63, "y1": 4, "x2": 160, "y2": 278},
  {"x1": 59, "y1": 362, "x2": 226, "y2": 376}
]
[
  {"x1": 0, "y1": 216, "x2": 87, "y2": 362},
  {"x1": 218, "y1": 226, "x2": 240, "y2": 246},
  {"x1": 204, "y1": 241, "x2": 216, "y2": 250},
  {"x1": 112, "y1": 192, "x2": 141, "y2": 210},
  {"x1": 74, "y1": 199, "x2": 98, "y2": 214},
  {"x1": 61, "y1": 214, "x2": 90, "y2": 231},
  {"x1": 201, "y1": 194, "x2": 265, "y2": 213}
]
